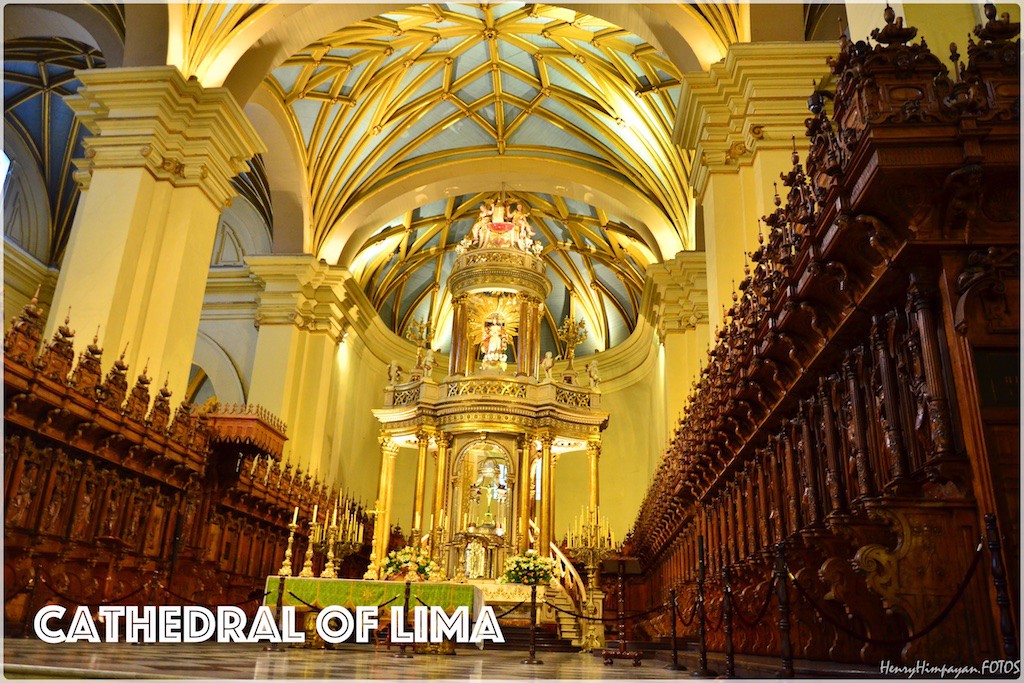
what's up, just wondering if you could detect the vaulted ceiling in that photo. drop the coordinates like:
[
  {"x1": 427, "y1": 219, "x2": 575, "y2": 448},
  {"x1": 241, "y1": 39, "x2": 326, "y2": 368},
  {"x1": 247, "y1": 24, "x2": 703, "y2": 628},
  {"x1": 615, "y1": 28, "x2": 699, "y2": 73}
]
[{"x1": 267, "y1": 2, "x2": 690, "y2": 352}]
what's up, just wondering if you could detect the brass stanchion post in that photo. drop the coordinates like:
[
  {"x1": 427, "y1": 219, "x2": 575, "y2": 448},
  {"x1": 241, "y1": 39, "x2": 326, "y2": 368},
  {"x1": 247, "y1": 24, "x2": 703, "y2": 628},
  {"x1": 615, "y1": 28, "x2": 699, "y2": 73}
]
[
  {"x1": 665, "y1": 586, "x2": 686, "y2": 671},
  {"x1": 692, "y1": 536, "x2": 715, "y2": 677},
  {"x1": 394, "y1": 581, "x2": 414, "y2": 658},
  {"x1": 774, "y1": 543, "x2": 794, "y2": 678},
  {"x1": 721, "y1": 566, "x2": 735, "y2": 678},
  {"x1": 522, "y1": 584, "x2": 543, "y2": 665},
  {"x1": 984, "y1": 513, "x2": 1019, "y2": 660}
]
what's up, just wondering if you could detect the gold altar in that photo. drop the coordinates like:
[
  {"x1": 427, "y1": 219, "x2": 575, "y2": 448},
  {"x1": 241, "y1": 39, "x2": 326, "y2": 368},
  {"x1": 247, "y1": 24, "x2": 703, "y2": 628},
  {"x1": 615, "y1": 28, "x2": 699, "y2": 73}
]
[{"x1": 368, "y1": 198, "x2": 609, "y2": 592}]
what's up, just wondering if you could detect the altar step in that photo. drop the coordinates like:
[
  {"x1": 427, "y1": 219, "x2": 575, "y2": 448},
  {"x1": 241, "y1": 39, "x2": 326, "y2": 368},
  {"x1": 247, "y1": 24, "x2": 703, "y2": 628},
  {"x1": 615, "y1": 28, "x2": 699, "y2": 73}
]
[{"x1": 488, "y1": 625, "x2": 578, "y2": 652}]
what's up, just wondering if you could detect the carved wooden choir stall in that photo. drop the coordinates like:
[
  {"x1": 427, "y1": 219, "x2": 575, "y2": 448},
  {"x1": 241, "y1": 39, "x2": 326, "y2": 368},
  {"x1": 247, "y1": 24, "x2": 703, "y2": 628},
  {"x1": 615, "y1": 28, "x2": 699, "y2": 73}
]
[
  {"x1": 624, "y1": 5, "x2": 1019, "y2": 668},
  {"x1": 3, "y1": 295, "x2": 368, "y2": 634}
]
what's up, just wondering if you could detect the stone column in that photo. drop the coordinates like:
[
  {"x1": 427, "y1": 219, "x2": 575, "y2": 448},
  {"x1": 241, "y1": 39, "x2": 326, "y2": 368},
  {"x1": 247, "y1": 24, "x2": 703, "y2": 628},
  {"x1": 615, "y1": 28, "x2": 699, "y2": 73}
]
[
  {"x1": 676, "y1": 43, "x2": 834, "y2": 330},
  {"x1": 49, "y1": 66, "x2": 264, "y2": 400},
  {"x1": 246, "y1": 256, "x2": 349, "y2": 476},
  {"x1": 411, "y1": 430, "x2": 430, "y2": 538},
  {"x1": 538, "y1": 435, "x2": 554, "y2": 552}
]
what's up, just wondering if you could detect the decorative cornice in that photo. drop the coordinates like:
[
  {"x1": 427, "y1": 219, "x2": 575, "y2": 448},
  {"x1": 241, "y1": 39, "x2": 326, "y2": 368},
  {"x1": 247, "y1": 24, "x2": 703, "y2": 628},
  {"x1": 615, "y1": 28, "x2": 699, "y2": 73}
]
[
  {"x1": 65, "y1": 66, "x2": 265, "y2": 208},
  {"x1": 674, "y1": 42, "x2": 836, "y2": 200},
  {"x1": 645, "y1": 251, "x2": 709, "y2": 338}
]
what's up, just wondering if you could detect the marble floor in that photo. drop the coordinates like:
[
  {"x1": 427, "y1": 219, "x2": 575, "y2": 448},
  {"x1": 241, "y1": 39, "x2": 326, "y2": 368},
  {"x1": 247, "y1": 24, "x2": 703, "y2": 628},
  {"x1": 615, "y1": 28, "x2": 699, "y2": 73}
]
[
  {"x1": 3, "y1": 639, "x2": 878, "y2": 680},
  {"x1": 2, "y1": 640, "x2": 682, "y2": 680}
]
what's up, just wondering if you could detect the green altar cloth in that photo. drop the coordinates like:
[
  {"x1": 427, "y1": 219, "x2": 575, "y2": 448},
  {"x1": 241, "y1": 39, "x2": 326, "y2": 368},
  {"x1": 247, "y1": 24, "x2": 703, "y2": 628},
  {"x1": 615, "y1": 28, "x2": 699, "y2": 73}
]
[{"x1": 264, "y1": 578, "x2": 481, "y2": 615}]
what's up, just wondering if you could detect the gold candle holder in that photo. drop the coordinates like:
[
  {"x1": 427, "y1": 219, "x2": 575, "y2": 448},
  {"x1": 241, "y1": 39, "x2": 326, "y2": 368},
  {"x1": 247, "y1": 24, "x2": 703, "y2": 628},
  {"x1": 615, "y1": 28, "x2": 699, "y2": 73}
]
[
  {"x1": 279, "y1": 522, "x2": 298, "y2": 576},
  {"x1": 321, "y1": 526, "x2": 338, "y2": 579},
  {"x1": 299, "y1": 522, "x2": 318, "y2": 577}
]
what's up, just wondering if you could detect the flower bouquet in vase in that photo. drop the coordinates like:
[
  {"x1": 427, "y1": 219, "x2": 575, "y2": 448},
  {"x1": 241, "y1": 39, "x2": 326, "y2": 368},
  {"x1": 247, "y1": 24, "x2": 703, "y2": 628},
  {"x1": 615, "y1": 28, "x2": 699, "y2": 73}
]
[
  {"x1": 499, "y1": 549, "x2": 555, "y2": 586},
  {"x1": 382, "y1": 545, "x2": 441, "y2": 582}
]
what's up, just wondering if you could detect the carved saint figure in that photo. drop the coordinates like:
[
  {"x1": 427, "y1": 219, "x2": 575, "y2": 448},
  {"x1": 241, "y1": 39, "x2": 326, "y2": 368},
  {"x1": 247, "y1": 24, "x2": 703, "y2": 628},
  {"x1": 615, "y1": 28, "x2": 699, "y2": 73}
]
[
  {"x1": 587, "y1": 360, "x2": 601, "y2": 388},
  {"x1": 480, "y1": 314, "x2": 509, "y2": 367},
  {"x1": 422, "y1": 349, "x2": 435, "y2": 374},
  {"x1": 490, "y1": 201, "x2": 506, "y2": 223},
  {"x1": 541, "y1": 352, "x2": 555, "y2": 381},
  {"x1": 387, "y1": 361, "x2": 404, "y2": 385},
  {"x1": 465, "y1": 539, "x2": 486, "y2": 579}
]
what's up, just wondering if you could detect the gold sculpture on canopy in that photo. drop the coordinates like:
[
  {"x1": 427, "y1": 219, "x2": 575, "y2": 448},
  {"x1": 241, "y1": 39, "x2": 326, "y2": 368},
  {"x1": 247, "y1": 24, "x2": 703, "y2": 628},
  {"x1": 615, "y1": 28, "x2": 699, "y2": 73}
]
[{"x1": 467, "y1": 294, "x2": 520, "y2": 370}]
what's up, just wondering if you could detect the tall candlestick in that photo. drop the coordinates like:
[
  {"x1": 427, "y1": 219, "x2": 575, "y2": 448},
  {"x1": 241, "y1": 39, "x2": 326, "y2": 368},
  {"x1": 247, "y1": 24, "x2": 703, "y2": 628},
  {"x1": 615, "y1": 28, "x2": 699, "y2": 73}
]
[
  {"x1": 332, "y1": 506, "x2": 338, "y2": 528},
  {"x1": 312, "y1": 504, "x2": 318, "y2": 524},
  {"x1": 292, "y1": 506, "x2": 298, "y2": 524}
]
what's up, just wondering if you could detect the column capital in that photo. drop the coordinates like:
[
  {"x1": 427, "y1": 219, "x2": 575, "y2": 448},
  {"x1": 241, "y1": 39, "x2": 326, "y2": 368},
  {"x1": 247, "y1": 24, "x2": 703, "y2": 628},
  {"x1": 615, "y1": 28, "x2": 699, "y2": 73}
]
[
  {"x1": 674, "y1": 42, "x2": 836, "y2": 201},
  {"x1": 247, "y1": 255, "x2": 353, "y2": 343},
  {"x1": 66, "y1": 66, "x2": 265, "y2": 208},
  {"x1": 647, "y1": 251, "x2": 709, "y2": 338},
  {"x1": 378, "y1": 433, "x2": 400, "y2": 457}
]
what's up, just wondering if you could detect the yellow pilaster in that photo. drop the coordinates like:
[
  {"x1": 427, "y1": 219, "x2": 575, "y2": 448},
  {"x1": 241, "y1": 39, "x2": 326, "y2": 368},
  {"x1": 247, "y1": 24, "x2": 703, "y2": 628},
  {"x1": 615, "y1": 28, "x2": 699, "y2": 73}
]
[
  {"x1": 48, "y1": 66, "x2": 264, "y2": 400},
  {"x1": 676, "y1": 43, "x2": 835, "y2": 331},
  {"x1": 246, "y1": 256, "x2": 350, "y2": 475},
  {"x1": 647, "y1": 252, "x2": 711, "y2": 422}
]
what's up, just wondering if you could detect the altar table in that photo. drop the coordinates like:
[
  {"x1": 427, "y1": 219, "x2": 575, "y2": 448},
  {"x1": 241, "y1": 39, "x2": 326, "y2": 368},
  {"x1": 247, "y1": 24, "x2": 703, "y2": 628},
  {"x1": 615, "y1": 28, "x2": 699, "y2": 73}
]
[{"x1": 264, "y1": 577, "x2": 483, "y2": 618}]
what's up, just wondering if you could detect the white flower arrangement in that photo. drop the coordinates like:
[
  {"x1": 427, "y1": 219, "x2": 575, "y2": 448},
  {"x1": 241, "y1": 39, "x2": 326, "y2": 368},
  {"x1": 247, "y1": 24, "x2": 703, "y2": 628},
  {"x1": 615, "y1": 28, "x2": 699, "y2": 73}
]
[
  {"x1": 382, "y1": 545, "x2": 441, "y2": 582},
  {"x1": 498, "y1": 549, "x2": 556, "y2": 586}
]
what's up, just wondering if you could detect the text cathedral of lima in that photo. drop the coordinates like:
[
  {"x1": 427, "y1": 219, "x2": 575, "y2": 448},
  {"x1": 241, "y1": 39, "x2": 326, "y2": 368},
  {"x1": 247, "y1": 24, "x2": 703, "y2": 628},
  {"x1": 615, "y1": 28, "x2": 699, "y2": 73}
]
[{"x1": 1, "y1": 1, "x2": 1020, "y2": 680}]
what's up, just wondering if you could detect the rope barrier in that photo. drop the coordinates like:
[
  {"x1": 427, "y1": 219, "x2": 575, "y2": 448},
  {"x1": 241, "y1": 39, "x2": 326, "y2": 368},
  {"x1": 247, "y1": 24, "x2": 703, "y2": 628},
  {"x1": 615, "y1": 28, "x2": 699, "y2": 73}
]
[
  {"x1": 787, "y1": 542, "x2": 984, "y2": 647},
  {"x1": 4, "y1": 580, "x2": 33, "y2": 603},
  {"x1": 493, "y1": 600, "x2": 527, "y2": 620},
  {"x1": 159, "y1": 583, "x2": 267, "y2": 608},
  {"x1": 733, "y1": 576, "x2": 777, "y2": 629},
  {"x1": 704, "y1": 597, "x2": 725, "y2": 632},
  {"x1": 544, "y1": 599, "x2": 665, "y2": 623},
  {"x1": 284, "y1": 592, "x2": 398, "y2": 612},
  {"x1": 675, "y1": 599, "x2": 698, "y2": 627},
  {"x1": 39, "y1": 575, "x2": 152, "y2": 606},
  {"x1": 287, "y1": 591, "x2": 319, "y2": 610}
]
